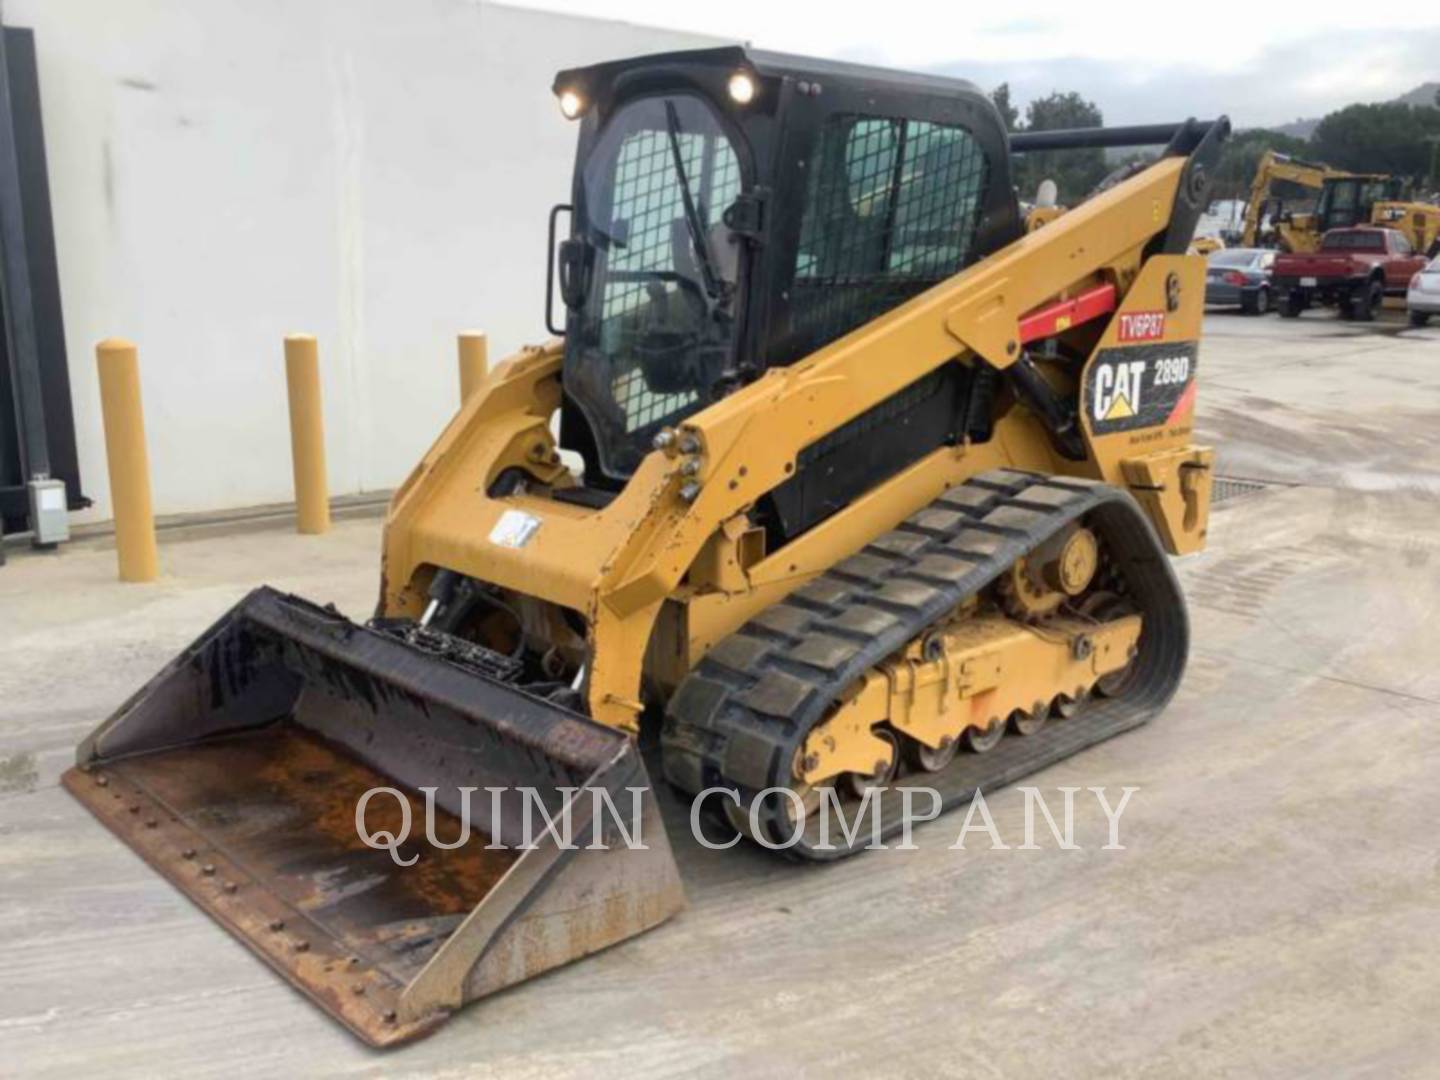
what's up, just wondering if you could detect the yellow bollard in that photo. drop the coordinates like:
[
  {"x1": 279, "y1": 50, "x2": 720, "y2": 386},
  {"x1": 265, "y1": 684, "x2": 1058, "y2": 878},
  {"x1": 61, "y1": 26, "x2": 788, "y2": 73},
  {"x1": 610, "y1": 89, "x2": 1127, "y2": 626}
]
[
  {"x1": 457, "y1": 331, "x2": 488, "y2": 405},
  {"x1": 283, "y1": 334, "x2": 330, "y2": 534},
  {"x1": 95, "y1": 338, "x2": 159, "y2": 582}
]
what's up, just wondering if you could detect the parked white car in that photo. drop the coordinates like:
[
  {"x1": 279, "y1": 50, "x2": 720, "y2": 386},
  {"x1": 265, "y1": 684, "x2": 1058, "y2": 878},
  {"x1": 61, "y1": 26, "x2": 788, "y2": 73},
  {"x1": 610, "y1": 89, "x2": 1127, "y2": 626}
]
[{"x1": 1409, "y1": 255, "x2": 1440, "y2": 327}]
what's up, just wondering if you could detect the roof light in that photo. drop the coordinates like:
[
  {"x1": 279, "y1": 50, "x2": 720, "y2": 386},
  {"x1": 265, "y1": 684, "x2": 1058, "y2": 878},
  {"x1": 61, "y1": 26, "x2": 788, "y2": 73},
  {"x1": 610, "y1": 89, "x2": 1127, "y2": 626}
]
[
  {"x1": 727, "y1": 71, "x2": 756, "y2": 105},
  {"x1": 558, "y1": 88, "x2": 586, "y2": 120}
]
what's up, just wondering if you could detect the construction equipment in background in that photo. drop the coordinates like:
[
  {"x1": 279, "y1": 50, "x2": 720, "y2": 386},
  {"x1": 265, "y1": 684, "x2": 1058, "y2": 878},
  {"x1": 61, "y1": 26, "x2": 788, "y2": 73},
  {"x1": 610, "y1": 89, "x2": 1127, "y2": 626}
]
[
  {"x1": 1264, "y1": 170, "x2": 1440, "y2": 257},
  {"x1": 1240, "y1": 149, "x2": 1349, "y2": 250},
  {"x1": 64, "y1": 47, "x2": 1226, "y2": 1046},
  {"x1": 1371, "y1": 197, "x2": 1440, "y2": 259}
]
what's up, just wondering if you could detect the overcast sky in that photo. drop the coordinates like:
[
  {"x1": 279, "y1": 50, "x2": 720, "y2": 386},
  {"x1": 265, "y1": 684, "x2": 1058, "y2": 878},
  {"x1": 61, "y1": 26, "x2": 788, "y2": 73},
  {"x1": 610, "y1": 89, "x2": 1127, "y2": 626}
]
[{"x1": 524, "y1": 0, "x2": 1439, "y2": 129}]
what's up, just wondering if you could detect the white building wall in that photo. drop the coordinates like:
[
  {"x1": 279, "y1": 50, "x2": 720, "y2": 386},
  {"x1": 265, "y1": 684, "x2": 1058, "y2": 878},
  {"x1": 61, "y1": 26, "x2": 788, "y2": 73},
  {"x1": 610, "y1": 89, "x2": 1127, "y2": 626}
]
[{"x1": 8, "y1": 0, "x2": 728, "y2": 522}]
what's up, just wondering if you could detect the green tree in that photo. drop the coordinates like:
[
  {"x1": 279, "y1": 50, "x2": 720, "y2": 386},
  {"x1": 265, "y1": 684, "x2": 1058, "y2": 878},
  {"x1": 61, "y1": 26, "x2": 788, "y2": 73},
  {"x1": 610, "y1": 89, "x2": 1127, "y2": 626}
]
[
  {"x1": 990, "y1": 83, "x2": 1019, "y2": 133},
  {"x1": 1015, "y1": 91, "x2": 1107, "y2": 204},
  {"x1": 1311, "y1": 102, "x2": 1440, "y2": 184}
]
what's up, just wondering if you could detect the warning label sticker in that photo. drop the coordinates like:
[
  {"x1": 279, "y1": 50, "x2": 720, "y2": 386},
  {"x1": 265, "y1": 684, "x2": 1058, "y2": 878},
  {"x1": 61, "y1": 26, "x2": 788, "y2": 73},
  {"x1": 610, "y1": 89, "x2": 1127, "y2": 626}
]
[{"x1": 488, "y1": 508, "x2": 542, "y2": 549}]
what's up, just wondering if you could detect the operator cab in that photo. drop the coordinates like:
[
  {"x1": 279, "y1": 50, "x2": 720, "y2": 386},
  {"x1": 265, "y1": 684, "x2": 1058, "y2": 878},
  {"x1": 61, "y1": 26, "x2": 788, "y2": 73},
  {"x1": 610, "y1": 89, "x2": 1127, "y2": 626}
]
[
  {"x1": 1315, "y1": 174, "x2": 1408, "y2": 232},
  {"x1": 547, "y1": 47, "x2": 1020, "y2": 489}
]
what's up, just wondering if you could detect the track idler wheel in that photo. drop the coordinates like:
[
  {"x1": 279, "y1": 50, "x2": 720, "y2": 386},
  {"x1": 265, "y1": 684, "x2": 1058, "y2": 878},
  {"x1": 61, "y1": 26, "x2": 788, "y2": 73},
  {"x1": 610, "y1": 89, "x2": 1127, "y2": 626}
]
[
  {"x1": 845, "y1": 729, "x2": 899, "y2": 797},
  {"x1": 1008, "y1": 701, "x2": 1051, "y2": 737},
  {"x1": 962, "y1": 717, "x2": 1005, "y2": 753},
  {"x1": 905, "y1": 733, "x2": 960, "y2": 773},
  {"x1": 1079, "y1": 590, "x2": 1141, "y2": 697},
  {"x1": 1055, "y1": 689, "x2": 1090, "y2": 719}
]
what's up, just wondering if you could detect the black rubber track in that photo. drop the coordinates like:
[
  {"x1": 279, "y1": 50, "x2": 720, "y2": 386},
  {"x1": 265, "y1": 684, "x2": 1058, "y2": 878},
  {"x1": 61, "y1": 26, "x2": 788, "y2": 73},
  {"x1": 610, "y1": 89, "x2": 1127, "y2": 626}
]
[{"x1": 661, "y1": 469, "x2": 1189, "y2": 859}]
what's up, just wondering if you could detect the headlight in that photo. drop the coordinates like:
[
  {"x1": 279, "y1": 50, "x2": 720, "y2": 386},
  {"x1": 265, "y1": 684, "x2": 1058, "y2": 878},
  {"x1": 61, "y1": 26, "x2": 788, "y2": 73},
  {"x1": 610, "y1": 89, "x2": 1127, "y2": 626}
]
[
  {"x1": 558, "y1": 88, "x2": 586, "y2": 120},
  {"x1": 727, "y1": 71, "x2": 756, "y2": 105}
]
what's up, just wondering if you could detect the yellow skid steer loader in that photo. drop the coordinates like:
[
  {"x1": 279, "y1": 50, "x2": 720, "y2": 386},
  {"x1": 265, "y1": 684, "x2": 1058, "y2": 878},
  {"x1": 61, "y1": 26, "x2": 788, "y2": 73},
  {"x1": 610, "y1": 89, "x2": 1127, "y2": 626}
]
[{"x1": 66, "y1": 47, "x2": 1226, "y2": 1045}]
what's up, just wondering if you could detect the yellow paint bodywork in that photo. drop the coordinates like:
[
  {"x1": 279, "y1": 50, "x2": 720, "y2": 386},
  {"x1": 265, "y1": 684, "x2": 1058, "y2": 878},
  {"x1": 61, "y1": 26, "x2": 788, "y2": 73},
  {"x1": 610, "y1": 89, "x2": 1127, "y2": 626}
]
[
  {"x1": 1371, "y1": 202, "x2": 1440, "y2": 255},
  {"x1": 1240, "y1": 150, "x2": 1347, "y2": 249},
  {"x1": 380, "y1": 155, "x2": 1212, "y2": 732},
  {"x1": 798, "y1": 614, "x2": 1142, "y2": 783}
]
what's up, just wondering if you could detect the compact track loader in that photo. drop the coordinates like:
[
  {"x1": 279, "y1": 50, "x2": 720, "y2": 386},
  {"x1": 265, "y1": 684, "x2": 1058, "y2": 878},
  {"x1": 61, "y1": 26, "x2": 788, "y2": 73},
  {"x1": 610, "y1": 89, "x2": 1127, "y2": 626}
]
[{"x1": 66, "y1": 47, "x2": 1227, "y2": 1045}]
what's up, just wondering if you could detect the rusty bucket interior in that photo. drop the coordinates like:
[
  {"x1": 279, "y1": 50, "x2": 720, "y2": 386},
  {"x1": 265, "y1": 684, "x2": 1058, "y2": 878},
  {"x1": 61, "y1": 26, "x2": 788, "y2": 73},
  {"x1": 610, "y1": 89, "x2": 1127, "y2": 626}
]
[{"x1": 62, "y1": 587, "x2": 684, "y2": 1047}]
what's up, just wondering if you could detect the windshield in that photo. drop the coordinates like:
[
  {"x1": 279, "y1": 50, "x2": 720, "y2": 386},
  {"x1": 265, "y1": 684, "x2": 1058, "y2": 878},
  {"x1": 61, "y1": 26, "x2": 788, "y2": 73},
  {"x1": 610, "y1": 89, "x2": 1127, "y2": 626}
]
[
  {"x1": 1318, "y1": 178, "x2": 1393, "y2": 229},
  {"x1": 565, "y1": 94, "x2": 744, "y2": 479}
]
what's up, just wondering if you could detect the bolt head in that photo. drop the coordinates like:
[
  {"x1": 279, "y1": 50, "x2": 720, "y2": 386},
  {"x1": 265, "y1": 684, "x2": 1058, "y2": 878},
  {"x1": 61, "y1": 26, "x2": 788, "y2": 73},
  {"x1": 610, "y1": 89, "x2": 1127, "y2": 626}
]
[
  {"x1": 679, "y1": 481, "x2": 701, "y2": 502},
  {"x1": 223, "y1": 881, "x2": 238, "y2": 894},
  {"x1": 652, "y1": 429, "x2": 676, "y2": 450},
  {"x1": 681, "y1": 458, "x2": 701, "y2": 476},
  {"x1": 352, "y1": 983, "x2": 366, "y2": 996},
  {"x1": 678, "y1": 434, "x2": 701, "y2": 454},
  {"x1": 269, "y1": 919, "x2": 286, "y2": 932},
  {"x1": 94, "y1": 774, "x2": 109, "y2": 788},
  {"x1": 201, "y1": 864, "x2": 216, "y2": 876},
  {"x1": 181, "y1": 848, "x2": 197, "y2": 860},
  {"x1": 294, "y1": 940, "x2": 310, "y2": 953}
]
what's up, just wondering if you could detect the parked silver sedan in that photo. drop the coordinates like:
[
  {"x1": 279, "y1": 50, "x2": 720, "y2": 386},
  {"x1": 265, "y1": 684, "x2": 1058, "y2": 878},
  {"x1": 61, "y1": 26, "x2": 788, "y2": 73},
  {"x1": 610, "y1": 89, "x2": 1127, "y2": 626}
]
[
  {"x1": 1205, "y1": 248, "x2": 1276, "y2": 315},
  {"x1": 1407, "y1": 255, "x2": 1440, "y2": 327}
]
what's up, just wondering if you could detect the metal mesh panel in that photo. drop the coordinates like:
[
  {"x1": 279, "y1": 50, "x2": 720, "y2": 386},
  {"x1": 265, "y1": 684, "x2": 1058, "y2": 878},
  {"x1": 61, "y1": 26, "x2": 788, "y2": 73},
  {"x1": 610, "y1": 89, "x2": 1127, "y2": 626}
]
[
  {"x1": 1211, "y1": 476, "x2": 1272, "y2": 505},
  {"x1": 792, "y1": 115, "x2": 989, "y2": 356},
  {"x1": 599, "y1": 126, "x2": 740, "y2": 432}
]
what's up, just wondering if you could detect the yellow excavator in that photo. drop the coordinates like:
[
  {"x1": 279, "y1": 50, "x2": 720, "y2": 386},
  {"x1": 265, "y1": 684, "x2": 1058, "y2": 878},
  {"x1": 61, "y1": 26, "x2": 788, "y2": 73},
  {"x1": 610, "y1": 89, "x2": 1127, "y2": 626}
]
[
  {"x1": 1240, "y1": 149, "x2": 1348, "y2": 250},
  {"x1": 1244, "y1": 153, "x2": 1440, "y2": 256},
  {"x1": 65, "y1": 48, "x2": 1225, "y2": 1046}
]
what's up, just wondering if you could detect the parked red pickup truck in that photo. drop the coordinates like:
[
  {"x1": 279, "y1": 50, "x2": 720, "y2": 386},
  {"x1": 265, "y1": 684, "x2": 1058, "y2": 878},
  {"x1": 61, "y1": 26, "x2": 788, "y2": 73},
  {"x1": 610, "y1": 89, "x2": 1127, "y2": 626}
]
[{"x1": 1273, "y1": 227, "x2": 1429, "y2": 320}]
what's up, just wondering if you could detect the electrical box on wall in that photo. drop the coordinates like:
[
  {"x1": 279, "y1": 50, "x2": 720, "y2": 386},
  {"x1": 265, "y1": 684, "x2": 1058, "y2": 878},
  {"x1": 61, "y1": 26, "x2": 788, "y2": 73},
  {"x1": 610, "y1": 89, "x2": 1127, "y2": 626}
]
[{"x1": 27, "y1": 477, "x2": 67, "y2": 545}]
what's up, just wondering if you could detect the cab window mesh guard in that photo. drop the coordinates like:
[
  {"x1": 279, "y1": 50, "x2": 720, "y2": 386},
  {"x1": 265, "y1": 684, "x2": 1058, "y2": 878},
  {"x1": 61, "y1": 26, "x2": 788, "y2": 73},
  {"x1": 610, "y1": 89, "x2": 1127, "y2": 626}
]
[
  {"x1": 791, "y1": 114, "x2": 989, "y2": 357},
  {"x1": 600, "y1": 123, "x2": 740, "y2": 432}
]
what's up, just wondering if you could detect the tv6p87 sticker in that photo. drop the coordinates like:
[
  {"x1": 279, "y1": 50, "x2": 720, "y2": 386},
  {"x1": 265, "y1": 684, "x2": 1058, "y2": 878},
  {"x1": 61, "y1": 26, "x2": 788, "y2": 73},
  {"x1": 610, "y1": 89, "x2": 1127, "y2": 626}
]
[{"x1": 1085, "y1": 341, "x2": 1199, "y2": 436}]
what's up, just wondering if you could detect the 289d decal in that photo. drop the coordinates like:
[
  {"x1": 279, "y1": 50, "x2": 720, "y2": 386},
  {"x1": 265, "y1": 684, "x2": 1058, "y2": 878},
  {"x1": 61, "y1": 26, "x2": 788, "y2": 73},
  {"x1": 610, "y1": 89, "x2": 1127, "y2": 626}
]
[{"x1": 1085, "y1": 341, "x2": 1199, "y2": 436}]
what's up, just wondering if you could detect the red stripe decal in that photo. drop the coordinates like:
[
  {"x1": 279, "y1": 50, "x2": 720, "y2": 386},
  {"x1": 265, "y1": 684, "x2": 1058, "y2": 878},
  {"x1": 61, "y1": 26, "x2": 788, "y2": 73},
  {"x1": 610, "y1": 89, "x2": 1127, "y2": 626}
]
[{"x1": 1166, "y1": 379, "x2": 1197, "y2": 425}]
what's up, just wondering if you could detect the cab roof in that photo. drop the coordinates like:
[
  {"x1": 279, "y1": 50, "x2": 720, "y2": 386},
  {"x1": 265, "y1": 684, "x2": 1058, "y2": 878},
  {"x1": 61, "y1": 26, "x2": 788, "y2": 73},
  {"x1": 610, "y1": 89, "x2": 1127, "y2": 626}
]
[{"x1": 553, "y1": 45, "x2": 987, "y2": 101}]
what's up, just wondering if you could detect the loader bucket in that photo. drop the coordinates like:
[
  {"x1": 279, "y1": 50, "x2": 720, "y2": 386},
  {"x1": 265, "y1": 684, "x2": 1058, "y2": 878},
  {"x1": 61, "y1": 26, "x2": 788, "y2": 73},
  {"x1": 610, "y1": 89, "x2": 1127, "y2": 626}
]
[{"x1": 62, "y1": 587, "x2": 685, "y2": 1047}]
